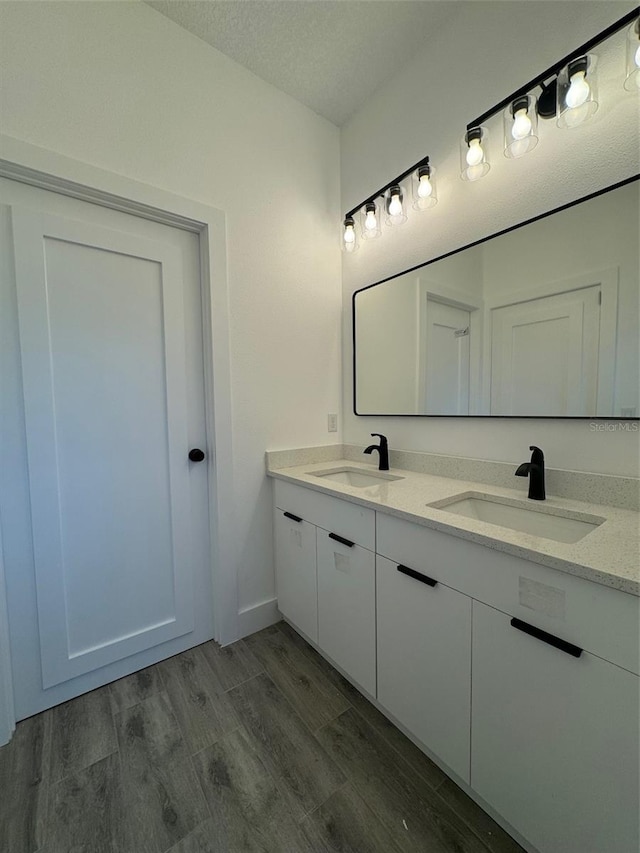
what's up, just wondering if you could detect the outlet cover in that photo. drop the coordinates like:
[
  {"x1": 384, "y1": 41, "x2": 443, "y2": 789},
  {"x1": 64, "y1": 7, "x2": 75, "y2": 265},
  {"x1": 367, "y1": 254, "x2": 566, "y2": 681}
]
[{"x1": 327, "y1": 413, "x2": 338, "y2": 433}]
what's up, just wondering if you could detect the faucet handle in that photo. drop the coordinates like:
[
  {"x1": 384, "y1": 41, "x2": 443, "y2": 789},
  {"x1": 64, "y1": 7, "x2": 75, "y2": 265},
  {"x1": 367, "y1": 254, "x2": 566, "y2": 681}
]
[
  {"x1": 371, "y1": 433, "x2": 387, "y2": 443},
  {"x1": 529, "y1": 445, "x2": 544, "y2": 461}
]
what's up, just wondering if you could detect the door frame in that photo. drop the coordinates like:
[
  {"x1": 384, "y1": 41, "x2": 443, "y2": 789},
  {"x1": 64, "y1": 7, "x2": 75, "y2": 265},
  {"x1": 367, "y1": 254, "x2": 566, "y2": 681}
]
[
  {"x1": 0, "y1": 134, "x2": 238, "y2": 743},
  {"x1": 416, "y1": 278, "x2": 483, "y2": 415}
]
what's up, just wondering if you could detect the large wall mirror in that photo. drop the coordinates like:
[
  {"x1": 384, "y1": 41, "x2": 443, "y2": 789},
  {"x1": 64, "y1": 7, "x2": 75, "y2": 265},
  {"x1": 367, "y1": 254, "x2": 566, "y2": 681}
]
[{"x1": 353, "y1": 177, "x2": 639, "y2": 418}]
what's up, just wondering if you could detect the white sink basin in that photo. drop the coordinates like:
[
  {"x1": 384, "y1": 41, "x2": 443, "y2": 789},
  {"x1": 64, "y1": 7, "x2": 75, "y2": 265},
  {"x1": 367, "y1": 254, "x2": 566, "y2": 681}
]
[
  {"x1": 429, "y1": 492, "x2": 605, "y2": 544},
  {"x1": 311, "y1": 466, "x2": 404, "y2": 488}
]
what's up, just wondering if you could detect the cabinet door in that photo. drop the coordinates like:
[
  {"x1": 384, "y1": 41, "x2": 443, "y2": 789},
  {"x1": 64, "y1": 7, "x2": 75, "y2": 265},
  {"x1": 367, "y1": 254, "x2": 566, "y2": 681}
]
[
  {"x1": 317, "y1": 530, "x2": 376, "y2": 695},
  {"x1": 376, "y1": 556, "x2": 471, "y2": 782},
  {"x1": 377, "y1": 555, "x2": 471, "y2": 782},
  {"x1": 471, "y1": 601, "x2": 640, "y2": 853},
  {"x1": 274, "y1": 509, "x2": 317, "y2": 643}
]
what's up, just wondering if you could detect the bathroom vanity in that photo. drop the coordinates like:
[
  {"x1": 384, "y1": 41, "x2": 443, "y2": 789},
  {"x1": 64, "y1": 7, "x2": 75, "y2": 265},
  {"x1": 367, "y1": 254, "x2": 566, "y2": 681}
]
[{"x1": 268, "y1": 449, "x2": 640, "y2": 853}]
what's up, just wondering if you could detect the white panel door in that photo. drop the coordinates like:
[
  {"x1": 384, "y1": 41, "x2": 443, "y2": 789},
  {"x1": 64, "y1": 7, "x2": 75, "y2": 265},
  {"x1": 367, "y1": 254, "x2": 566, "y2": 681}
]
[
  {"x1": 490, "y1": 286, "x2": 601, "y2": 415},
  {"x1": 4, "y1": 198, "x2": 213, "y2": 717},
  {"x1": 424, "y1": 300, "x2": 470, "y2": 414}
]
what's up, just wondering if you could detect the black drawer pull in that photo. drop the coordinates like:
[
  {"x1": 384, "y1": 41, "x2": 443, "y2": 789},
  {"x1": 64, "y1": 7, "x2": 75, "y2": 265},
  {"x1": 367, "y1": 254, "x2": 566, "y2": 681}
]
[
  {"x1": 283, "y1": 512, "x2": 303, "y2": 523},
  {"x1": 397, "y1": 564, "x2": 437, "y2": 587},
  {"x1": 511, "y1": 618, "x2": 582, "y2": 658},
  {"x1": 328, "y1": 532, "x2": 354, "y2": 548}
]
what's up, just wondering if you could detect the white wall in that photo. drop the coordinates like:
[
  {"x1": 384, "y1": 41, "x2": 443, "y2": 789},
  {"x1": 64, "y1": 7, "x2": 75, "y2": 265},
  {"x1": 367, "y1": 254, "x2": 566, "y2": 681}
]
[
  {"x1": 0, "y1": 1, "x2": 342, "y2": 622},
  {"x1": 355, "y1": 271, "x2": 420, "y2": 413},
  {"x1": 342, "y1": 1, "x2": 640, "y2": 476}
]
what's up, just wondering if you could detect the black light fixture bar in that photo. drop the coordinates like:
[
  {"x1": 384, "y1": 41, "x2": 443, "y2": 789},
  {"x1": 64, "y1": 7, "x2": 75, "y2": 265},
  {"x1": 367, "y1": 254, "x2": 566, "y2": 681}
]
[
  {"x1": 345, "y1": 155, "x2": 430, "y2": 219},
  {"x1": 466, "y1": 7, "x2": 639, "y2": 130}
]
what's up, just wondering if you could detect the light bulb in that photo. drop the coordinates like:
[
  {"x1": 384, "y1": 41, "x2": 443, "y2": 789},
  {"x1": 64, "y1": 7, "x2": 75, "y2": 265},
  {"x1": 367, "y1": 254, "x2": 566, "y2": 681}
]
[
  {"x1": 343, "y1": 224, "x2": 355, "y2": 244},
  {"x1": 466, "y1": 138, "x2": 484, "y2": 167},
  {"x1": 418, "y1": 174, "x2": 433, "y2": 199},
  {"x1": 364, "y1": 209, "x2": 377, "y2": 230},
  {"x1": 566, "y1": 70, "x2": 590, "y2": 108},
  {"x1": 635, "y1": 42, "x2": 640, "y2": 68},
  {"x1": 388, "y1": 192, "x2": 403, "y2": 216},
  {"x1": 511, "y1": 108, "x2": 532, "y2": 140}
]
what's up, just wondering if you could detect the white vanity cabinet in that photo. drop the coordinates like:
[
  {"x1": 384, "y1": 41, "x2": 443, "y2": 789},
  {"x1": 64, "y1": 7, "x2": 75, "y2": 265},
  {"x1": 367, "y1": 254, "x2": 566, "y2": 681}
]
[
  {"x1": 273, "y1": 480, "x2": 376, "y2": 693},
  {"x1": 272, "y1": 473, "x2": 639, "y2": 853},
  {"x1": 472, "y1": 600, "x2": 639, "y2": 853},
  {"x1": 376, "y1": 554, "x2": 472, "y2": 782}
]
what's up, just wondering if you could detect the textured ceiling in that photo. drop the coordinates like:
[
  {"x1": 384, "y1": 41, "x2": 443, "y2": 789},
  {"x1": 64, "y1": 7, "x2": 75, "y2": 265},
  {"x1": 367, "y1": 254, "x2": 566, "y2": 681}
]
[{"x1": 145, "y1": 1, "x2": 461, "y2": 126}]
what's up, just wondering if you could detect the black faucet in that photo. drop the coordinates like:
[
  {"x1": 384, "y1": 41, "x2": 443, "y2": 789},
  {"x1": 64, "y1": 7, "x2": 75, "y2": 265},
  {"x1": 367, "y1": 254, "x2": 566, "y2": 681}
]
[
  {"x1": 364, "y1": 433, "x2": 389, "y2": 471},
  {"x1": 515, "y1": 445, "x2": 546, "y2": 500}
]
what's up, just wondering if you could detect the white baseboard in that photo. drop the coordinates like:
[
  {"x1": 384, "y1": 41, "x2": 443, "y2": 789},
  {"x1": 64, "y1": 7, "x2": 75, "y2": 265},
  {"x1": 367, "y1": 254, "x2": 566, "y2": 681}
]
[{"x1": 236, "y1": 597, "x2": 280, "y2": 639}]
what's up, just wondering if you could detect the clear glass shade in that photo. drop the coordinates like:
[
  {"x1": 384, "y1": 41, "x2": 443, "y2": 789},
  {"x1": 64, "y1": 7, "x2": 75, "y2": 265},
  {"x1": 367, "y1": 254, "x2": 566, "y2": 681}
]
[
  {"x1": 412, "y1": 165, "x2": 438, "y2": 210},
  {"x1": 460, "y1": 127, "x2": 490, "y2": 181},
  {"x1": 556, "y1": 55, "x2": 598, "y2": 129},
  {"x1": 360, "y1": 201, "x2": 382, "y2": 239},
  {"x1": 624, "y1": 20, "x2": 640, "y2": 92},
  {"x1": 341, "y1": 216, "x2": 358, "y2": 253},
  {"x1": 503, "y1": 95, "x2": 539, "y2": 158},
  {"x1": 385, "y1": 184, "x2": 408, "y2": 226}
]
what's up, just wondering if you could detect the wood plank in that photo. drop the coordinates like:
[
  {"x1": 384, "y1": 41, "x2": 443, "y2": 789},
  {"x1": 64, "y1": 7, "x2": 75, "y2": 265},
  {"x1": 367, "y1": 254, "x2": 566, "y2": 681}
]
[
  {"x1": 316, "y1": 709, "x2": 489, "y2": 853},
  {"x1": 47, "y1": 753, "x2": 123, "y2": 853},
  {"x1": 109, "y1": 663, "x2": 164, "y2": 714},
  {"x1": 191, "y1": 727, "x2": 315, "y2": 852},
  {"x1": 301, "y1": 783, "x2": 404, "y2": 853},
  {"x1": 49, "y1": 685, "x2": 116, "y2": 783},
  {"x1": 0, "y1": 712, "x2": 50, "y2": 853},
  {"x1": 227, "y1": 673, "x2": 345, "y2": 819},
  {"x1": 278, "y1": 621, "x2": 446, "y2": 789},
  {"x1": 244, "y1": 625, "x2": 350, "y2": 731},
  {"x1": 158, "y1": 648, "x2": 238, "y2": 754},
  {"x1": 199, "y1": 638, "x2": 263, "y2": 692},
  {"x1": 436, "y1": 779, "x2": 525, "y2": 853},
  {"x1": 115, "y1": 691, "x2": 209, "y2": 853}
]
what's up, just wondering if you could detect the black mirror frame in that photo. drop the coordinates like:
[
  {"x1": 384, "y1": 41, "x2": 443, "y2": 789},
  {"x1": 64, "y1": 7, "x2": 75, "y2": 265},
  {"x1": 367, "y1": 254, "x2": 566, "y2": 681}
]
[{"x1": 352, "y1": 174, "x2": 640, "y2": 420}]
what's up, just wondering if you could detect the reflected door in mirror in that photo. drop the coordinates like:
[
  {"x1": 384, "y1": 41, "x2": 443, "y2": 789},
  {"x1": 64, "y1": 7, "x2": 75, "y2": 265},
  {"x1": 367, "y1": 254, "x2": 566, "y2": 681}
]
[
  {"x1": 423, "y1": 300, "x2": 470, "y2": 415},
  {"x1": 490, "y1": 285, "x2": 600, "y2": 416}
]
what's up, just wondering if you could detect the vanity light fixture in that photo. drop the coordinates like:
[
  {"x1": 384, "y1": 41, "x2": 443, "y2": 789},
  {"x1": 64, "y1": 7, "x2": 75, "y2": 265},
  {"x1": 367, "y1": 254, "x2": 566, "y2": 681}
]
[
  {"x1": 341, "y1": 215, "x2": 358, "y2": 253},
  {"x1": 624, "y1": 18, "x2": 640, "y2": 91},
  {"x1": 340, "y1": 154, "x2": 432, "y2": 248},
  {"x1": 460, "y1": 127, "x2": 490, "y2": 181},
  {"x1": 412, "y1": 160, "x2": 438, "y2": 210},
  {"x1": 343, "y1": 10, "x2": 638, "y2": 248},
  {"x1": 361, "y1": 201, "x2": 381, "y2": 239},
  {"x1": 462, "y1": 8, "x2": 637, "y2": 174},
  {"x1": 504, "y1": 95, "x2": 538, "y2": 158}
]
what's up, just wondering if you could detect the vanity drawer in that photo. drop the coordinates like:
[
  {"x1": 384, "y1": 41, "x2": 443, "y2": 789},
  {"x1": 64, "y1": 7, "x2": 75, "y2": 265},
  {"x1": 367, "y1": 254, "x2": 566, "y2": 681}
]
[
  {"x1": 377, "y1": 513, "x2": 639, "y2": 674},
  {"x1": 274, "y1": 480, "x2": 375, "y2": 551}
]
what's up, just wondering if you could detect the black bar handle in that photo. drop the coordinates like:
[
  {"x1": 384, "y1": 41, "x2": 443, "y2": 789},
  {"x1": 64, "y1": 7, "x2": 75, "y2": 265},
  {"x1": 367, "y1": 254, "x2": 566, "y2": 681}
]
[
  {"x1": 511, "y1": 617, "x2": 583, "y2": 658},
  {"x1": 328, "y1": 532, "x2": 354, "y2": 548},
  {"x1": 283, "y1": 511, "x2": 303, "y2": 523},
  {"x1": 397, "y1": 564, "x2": 437, "y2": 587}
]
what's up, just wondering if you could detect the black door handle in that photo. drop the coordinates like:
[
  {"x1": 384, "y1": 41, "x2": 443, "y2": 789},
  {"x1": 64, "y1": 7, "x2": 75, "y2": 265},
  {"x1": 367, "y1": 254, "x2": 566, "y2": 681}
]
[
  {"x1": 283, "y1": 512, "x2": 303, "y2": 523},
  {"x1": 511, "y1": 618, "x2": 582, "y2": 658},
  {"x1": 397, "y1": 564, "x2": 437, "y2": 587},
  {"x1": 328, "y1": 532, "x2": 354, "y2": 548},
  {"x1": 189, "y1": 448, "x2": 206, "y2": 462}
]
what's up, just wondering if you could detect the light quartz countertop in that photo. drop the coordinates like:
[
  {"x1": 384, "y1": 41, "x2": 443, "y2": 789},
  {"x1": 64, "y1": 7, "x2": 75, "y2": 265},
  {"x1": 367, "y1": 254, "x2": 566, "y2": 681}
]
[{"x1": 267, "y1": 458, "x2": 640, "y2": 597}]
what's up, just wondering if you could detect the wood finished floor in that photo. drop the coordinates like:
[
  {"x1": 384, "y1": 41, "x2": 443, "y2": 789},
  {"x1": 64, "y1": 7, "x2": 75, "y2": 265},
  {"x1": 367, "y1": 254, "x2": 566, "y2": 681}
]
[{"x1": 0, "y1": 622, "x2": 525, "y2": 853}]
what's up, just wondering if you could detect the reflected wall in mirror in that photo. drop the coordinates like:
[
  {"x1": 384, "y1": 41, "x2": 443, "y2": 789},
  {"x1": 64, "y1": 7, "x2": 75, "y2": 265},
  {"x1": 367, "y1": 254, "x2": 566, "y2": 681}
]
[{"x1": 353, "y1": 178, "x2": 639, "y2": 418}]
